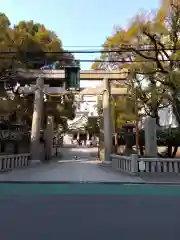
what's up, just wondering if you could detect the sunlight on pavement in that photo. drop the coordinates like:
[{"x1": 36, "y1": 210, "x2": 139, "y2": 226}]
[
  {"x1": 0, "y1": 148, "x2": 143, "y2": 183},
  {"x1": 58, "y1": 159, "x2": 101, "y2": 164}
]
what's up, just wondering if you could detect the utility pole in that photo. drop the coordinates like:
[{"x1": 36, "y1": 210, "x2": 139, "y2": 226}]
[
  {"x1": 31, "y1": 77, "x2": 44, "y2": 161},
  {"x1": 102, "y1": 78, "x2": 112, "y2": 163}
]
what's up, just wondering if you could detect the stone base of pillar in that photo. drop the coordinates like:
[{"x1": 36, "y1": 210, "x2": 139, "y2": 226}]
[
  {"x1": 100, "y1": 161, "x2": 112, "y2": 167},
  {"x1": 29, "y1": 159, "x2": 41, "y2": 167}
]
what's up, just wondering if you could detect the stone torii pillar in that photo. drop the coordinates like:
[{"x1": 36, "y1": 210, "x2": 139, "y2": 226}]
[
  {"x1": 102, "y1": 78, "x2": 113, "y2": 164},
  {"x1": 30, "y1": 77, "x2": 44, "y2": 161}
]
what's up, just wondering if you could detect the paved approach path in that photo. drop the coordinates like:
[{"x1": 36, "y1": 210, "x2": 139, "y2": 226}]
[{"x1": 0, "y1": 147, "x2": 143, "y2": 182}]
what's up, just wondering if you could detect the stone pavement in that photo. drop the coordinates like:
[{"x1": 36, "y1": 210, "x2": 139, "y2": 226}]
[
  {"x1": 139, "y1": 173, "x2": 180, "y2": 183},
  {"x1": 0, "y1": 147, "x2": 143, "y2": 183}
]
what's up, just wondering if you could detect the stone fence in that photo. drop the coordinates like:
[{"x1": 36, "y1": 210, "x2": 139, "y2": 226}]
[
  {"x1": 0, "y1": 153, "x2": 30, "y2": 173},
  {"x1": 111, "y1": 154, "x2": 180, "y2": 175}
]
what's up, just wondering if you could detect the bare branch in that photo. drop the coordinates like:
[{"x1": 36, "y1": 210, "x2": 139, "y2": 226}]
[{"x1": 142, "y1": 31, "x2": 169, "y2": 73}]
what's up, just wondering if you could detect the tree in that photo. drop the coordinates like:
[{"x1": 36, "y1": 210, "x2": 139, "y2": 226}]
[
  {"x1": 14, "y1": 20, "x2": 75, "y2": 68},
  {"x1": 92, "y1": 1, "x2": 180, "y2": 125},
  {"x1": 0, "y1": 13, "x2": 76, "y2": 127},
  {"x1": 96, "y1": 92, "x2": 136, "y2": 130},
  {"x1": 92, "y1": 1, "x2": 180, "y2": 156},
  {"x1": 0, "y1": 13, "x2": 75, "y2": 72},
  {"x1": 44, "y1": 93, "x2": 76, "y2": 132},
  {"x1": 85, "y1": 117, "x2": 99, "y2": 135},
  {"x1": 112, "y1": 95, "x2": 137, "y2": 129},
  {"x1": 0, "y1": 13, "x2": 20, "y2": 73}
]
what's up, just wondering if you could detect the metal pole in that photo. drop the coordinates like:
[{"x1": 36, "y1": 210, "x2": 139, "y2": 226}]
[
  {"x1": 102, "y1": 78, "x2": 112, "y2": 163},
  {"x1": 134, "y1": 89, "x2": 139, "y2": 153},
  {"x1": 113, "y1": 100, "x2": 118, "y2": 153},
  {"x1": 44, "y1": 116, "x2": 54, "y2": 161},
  {"x1": 30, "y1": 77, "x2": 44, "y2": 160}
]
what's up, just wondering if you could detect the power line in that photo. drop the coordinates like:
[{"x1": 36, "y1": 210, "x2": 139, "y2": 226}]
[
  {"x1": 15, "y1": 58, "x2": 180, "y2": 63},
  {"x1": 0, "y1": 56, "x2": 180, "y2": 63},
  {"x1": 0, "y1": 47, "x2": 180, "y2": 54},
  {"x1": 69, "y1": 59, "x2": 179, "y2": 63},
  {"x1": 60, "y1": 44, "x2": 180, "y2": 50},
  {"x1": 63, "y1": 46, "x2": 104, "y2": 48}
]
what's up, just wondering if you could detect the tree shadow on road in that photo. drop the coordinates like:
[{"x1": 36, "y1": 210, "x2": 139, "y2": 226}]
[{"x1": 52, "y1": 147, "x2": 98, "y2": 161}]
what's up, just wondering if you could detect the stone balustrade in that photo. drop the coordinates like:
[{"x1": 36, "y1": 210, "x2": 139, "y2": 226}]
[
  {"x1": 111, "y1": 154, "x2": 138, "y2": 175},
  {"x1": 0, "y1": 153, "x2": 30, "y2": 172},
  {"x1": 111, "y1": 154, "x2": 180, "y2": 175},
  {"x1": 138, "y1": 157, "x2": 180, "y2": 174}
]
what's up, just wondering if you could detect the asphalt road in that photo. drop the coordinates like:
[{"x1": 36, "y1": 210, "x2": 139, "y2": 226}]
[
  {"x1": 0, "y1": 147, "x2": 180, "y2": 239},
  {"x1": 0, "y1": 192, "x2": 180, "y2": 240}
]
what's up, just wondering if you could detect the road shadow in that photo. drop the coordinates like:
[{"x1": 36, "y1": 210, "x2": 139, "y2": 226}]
[
  {"x1": 52, "y1": 147, "x2": 98, "y2": 160},
  {"x1": 57, "y1": 159, "x2": 101, "y2": 164},
  {"x1": 139, "y1": 172, "x2": 180, "y2": 183}
]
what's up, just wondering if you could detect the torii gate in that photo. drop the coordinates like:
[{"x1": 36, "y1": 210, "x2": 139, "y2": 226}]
[
  {"x1": 14, "y1": 68, "x2": 128, "y2": 163},
  {"x1": 79, "y1": 70, "x2": 128, "y2": 164}
]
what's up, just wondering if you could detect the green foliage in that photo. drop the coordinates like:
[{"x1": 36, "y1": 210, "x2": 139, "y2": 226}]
[
  {"x1": 0, "y1": 13, "x2": 74, "y2": 72},
  {"x1": 92, "y1": 1, "x2": 180, "y2": 125},
  {"x1": 0, "y1": 13, "x2": 76, "y2": 129},
  {"x1": 115, "y1": 127, "x2": 180, "y2": 147},
  {"x1": 96, "y1": 92, "x2": 136, "y2": 130},
  {"x1": 85, "y1": 117, "x2": 99, "y2": 134},
  {"x1": 111, "y1": 95, "x2": 136, "y2": 129},
  {"x1": 45, "y1": 94, "x2": 76, "y2": 131}
]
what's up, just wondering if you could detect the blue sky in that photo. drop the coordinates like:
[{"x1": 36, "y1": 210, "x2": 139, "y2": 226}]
[{"x1": 1, "y1": 0, "x2": 159, "y2": 69}]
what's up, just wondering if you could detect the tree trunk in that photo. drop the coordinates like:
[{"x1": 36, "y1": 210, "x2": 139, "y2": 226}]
[
  {"x1": 167, "y1": 145, "x2": 173, "y2": 157},
  {"x1": 172, "y1": 146, "x2": 178, "y2": 157},
  {"x1": 172, "y1": 94, "x2": 180, "y2": 125},
  {"x1": 123, "y1": 133, "x2": 136, "y2": 156}
]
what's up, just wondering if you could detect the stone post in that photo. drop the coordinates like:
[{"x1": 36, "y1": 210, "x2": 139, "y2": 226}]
[
  {"x1": 131, "y1": 154, "x2": 138, "y2": 175},
  {"x1": 144, "y1": 117, "x2": 157, "y2": 157}
]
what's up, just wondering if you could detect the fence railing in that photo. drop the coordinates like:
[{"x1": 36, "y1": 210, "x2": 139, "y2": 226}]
[
  {"x1": 0, "y1": 153, "x2": 30, "y2": 172},
  {"x1": 138, "y1": 157, "x2": 180, "y2": 174},
  {"x1": 111, "y1": 154, "x2": 138, "y2": 175},
  {"x1": 111, "y1": 154, "x2": 180, "y2": 175}
]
